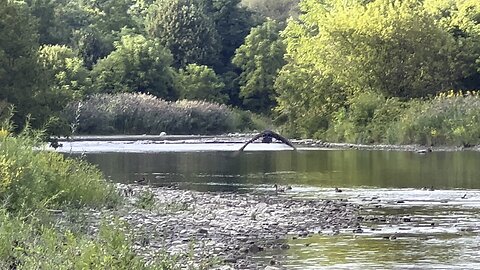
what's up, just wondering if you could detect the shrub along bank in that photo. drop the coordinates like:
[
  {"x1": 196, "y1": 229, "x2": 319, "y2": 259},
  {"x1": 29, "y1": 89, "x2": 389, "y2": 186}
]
[
  {"x1": 323, "y1": 91, "x2": 480, "y2": 147},
  {"x1": 0, "y1": 128, "x2": 180, "y2": 269},
  {"x1": 62, "y1": 93, "x2": 268, "y2": 135}
]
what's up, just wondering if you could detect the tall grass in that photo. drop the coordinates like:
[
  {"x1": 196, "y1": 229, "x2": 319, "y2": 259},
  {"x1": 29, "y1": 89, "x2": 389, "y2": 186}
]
[
  {"x1": 63, "y1": 93, "x2": 265, "y2": 135},
  {"x1": 394, "y1": 91, "x2": 480, "y2": 146},
  {"x1": 0, "y1": 120, "x2": 183, "y2": 268},
  {"x1": 0, "y1": 130, "x2": 118, "y2": 212},
  {"x1": 324, "y1": 90, "x2": 480, "y2": 146},
  {"x1": 0, "y1": 211, "x2": 180, "y2": 270}
]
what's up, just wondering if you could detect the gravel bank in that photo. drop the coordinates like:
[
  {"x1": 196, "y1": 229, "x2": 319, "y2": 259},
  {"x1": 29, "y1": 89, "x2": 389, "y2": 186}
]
[{"x1": 108, "y1": 184, "x2": 362, "y2": 269}]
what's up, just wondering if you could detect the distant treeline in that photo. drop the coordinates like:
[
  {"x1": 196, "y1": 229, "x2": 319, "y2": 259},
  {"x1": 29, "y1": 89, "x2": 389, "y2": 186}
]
[
  {"x1": 1, "y1": 0, "x2": 479, "y2": 145},
  {"x1": 0, "y1": 0, "x2": 295, "y2": 134}
]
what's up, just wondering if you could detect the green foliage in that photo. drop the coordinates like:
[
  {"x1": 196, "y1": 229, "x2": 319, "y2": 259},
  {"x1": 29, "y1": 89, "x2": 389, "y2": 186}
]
[
  {"x1": 176, "y1": 64, "x2": 228, "y2": 103},
  {"x1": 0, "y1": 131, "x2": 118, "y2": 212},
  {"x1": 424, "y1": 0, "x2": 480, "y2": 89},
  {"x1": 368, "y1": 97, "x2": 408, "y2": 143},
  {"x1": 0, "y1": 118, "x2": 180, "y2": 269},
  {"x1": 92, "y1": 34, "x2": 176, "y2": 99},
  {"x1": 394, "y1": 91, "x2": 480, "y2": 146},
  {"x1": 241, "y1": 0, "x2": 300, "y2": 22},
  {"x1": 0, "y1": 0, "x2": 42, "y2": 128},
  {"x1": 232, "y1": 108, "x2": 272, "y2": 132},
  {"x1": 0, "y1": 212, "x2": 180, "y2": 269},
  {"x1": 27, "y1": 0, "x2": 141, "y2": 67},
  {"x1": 275, "y1": 66, "x2": 346, "y2": 138},
  {"x1": 277, "y1": 0, "x2": 480, "y2": 138},
  {"x1": 324, "y1": 92, "x2": 407, "y2": 143},
  {"x1": 146, "y1": 0, "x2": 221, "y2": 68},
  {"x1": 135, "y1": 189, "x2": 156, "y2": 210},
  {"x1": 26, "y1": 0, "x2": 57, "y2": 44},
  {"x1": 72, "y1": 27, "x2": 114, "y2": 69},
  {"x1": 38, "y1": 45, "x2": 91, "y2": 98},
  {"x1": 205, "y1": 0, "x2": 256, "y2": 73},
  {"x1": 233, "y1": 19, "x2": 286, "y2": 114},
  {"x1": 36, "y1": 45, "x2": 92, "y2": 130},
  {"x1": 324, "y1": 90, "x2": 480, "y2": 146},
  {"x1": 84, "y1": 0, "x2": 140, "y2": 38},
  {"x1": 63, "y1": 93, "x2": 263, "y2": 135},
  {"x1": 287, "y1": 0, "x2": 463, "y2": 98},
  {"x1": 325, "y1": 91, "x2": 384, "y2": 143}
]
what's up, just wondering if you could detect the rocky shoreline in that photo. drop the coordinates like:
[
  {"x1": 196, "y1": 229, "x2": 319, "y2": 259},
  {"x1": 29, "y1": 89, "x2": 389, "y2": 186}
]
[{"x1": 100, "y1": 184, "x2": 362, "y2": 269}]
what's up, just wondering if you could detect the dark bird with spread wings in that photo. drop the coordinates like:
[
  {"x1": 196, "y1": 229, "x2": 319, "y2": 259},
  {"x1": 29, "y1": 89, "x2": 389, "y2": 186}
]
[{"x1": 238, "y1": 130, "x2": 296, "y2": 152}]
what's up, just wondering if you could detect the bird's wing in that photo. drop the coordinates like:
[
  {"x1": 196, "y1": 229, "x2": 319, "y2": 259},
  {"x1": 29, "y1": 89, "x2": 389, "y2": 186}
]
[
  {"x1": 238, "y1": 132, "x2": 265, "y2": 152},
  {"x1": 270, "y1": 131, "x2": 297, "y2": 150}
]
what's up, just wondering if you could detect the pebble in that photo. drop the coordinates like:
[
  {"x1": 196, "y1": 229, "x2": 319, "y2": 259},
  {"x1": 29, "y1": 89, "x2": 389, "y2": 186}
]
[{"x1": 69, "y1": 184, "x2": 372, "y2": 268}]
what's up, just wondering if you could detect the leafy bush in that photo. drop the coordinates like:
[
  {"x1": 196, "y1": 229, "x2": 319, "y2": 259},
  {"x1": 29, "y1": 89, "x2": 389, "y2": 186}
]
[
  {"x1": 64, "y1": 93, "x2": 264, "y2": 135},
  {"x1": 322, "y1": 90, "x2": 480, "y2": 146},
  {"x1": 0, "y1": 130, "x2": 118, "y2": 212},
  {"x1": 394, "y1": 91, "x2": 480, "y2": 146},
  {"x1": 0, "y1": 211, "x2": 180, "y2": 270},
  {"x1": 369, "y1": 97, "x2": 409, "y2": 143},
  {"x1": 135, "y1": 189, "x2": 156, "y2": 210},
  {"x1": 0, "y1": 121, "x2": 181, "y2": 269},
  {"x1": 176, "y1": 64, "x2": 228, "y2": 104},
  {"x1": 326, "y1": 91, "x2": 386, "y2": 143}
]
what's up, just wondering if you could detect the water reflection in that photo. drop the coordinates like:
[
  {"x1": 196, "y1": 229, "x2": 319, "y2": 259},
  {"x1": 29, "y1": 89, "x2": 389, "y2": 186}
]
[
  {"x1": 74, "y1": 147, "x2": 480, "y2": 269},
  {"x1": 81, "y1": 150, "x2": 480, "y2": 190},
  {"x1": 272, "y1": 234, "x2": 480, "y2": 269}
]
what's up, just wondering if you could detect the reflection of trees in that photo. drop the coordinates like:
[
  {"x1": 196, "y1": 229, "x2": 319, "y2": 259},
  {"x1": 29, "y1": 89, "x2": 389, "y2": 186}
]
[{"x1": 83, "y1": 150, "x2": 480, "y2": 190}]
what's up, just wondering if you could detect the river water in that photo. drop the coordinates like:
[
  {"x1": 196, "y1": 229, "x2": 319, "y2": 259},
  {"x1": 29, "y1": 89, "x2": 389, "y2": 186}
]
[{"x1": 60, "y1": 140, "x2": 480, "y2": 269}]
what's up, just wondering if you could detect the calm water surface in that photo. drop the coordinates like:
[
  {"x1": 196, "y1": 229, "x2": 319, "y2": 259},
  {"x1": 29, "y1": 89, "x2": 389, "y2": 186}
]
[{"x1": 67, "y1": 142, "x2": 480, "y2": 269}]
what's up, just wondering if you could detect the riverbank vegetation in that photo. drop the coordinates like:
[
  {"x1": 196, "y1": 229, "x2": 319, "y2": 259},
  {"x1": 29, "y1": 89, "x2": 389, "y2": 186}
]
[
  {"x1": 0, "y1": 123, "x2": 186, "y2": 268},
  {"x1": 276, "y1": 0, "x2": 480, "y2": 146},
  {"x1": 1, "y1": 0, "x2": 479, "y2": 145},
  {"x1": 63, "y1": 93, "x2": 267, "y2": 135}
]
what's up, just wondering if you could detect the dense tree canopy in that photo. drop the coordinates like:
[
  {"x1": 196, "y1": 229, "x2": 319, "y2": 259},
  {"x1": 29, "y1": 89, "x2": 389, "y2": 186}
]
[
  {"x1": 424, "y1": 0, "x2": 480, "y2": 89},
  {"x1": 0, "y1": 0, "x2": 42, "y2": 126},
  {"x1": 1, "y1": 0, "x2": 480, "y2": 140},
  {"x1": 92, "y1": 34, "x2": 176, "y2": 99},
  {"x1": 241, "y1": 0, "x2": 300, "y2": 22},
  {"x1": 281, "y1": 0, "x2": 465, "y2": 98},
  {"x1": 233, "y1": 19, "x2": 285, "y2": 113},
  {"x1": 176, "y1": 64, "x2": 228, "y2": 103},
  {"x1": 276, "y1": 0, "x2": 480, "y2": 137},
  {"x1": 38, "y1": 45, "x2": 91, "y2": 104},
  {"x1": 146, "y1": 0, "x2": 221, "y2": 68},
  {"x1": 205, "y1": 0, "x2": 257, "y2": 73}
]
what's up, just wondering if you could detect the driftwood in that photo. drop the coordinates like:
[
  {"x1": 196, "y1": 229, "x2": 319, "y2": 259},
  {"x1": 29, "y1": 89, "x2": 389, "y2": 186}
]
[{"x1": 238, "y1": 130, "x2": 296, "y2": 151}]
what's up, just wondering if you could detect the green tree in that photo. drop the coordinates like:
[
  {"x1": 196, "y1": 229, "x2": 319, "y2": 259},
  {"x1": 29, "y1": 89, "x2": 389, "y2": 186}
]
[
  {"x1": 232, "y1": 19, "x2": 285, "y2": 113},
  {"x1": 84, "y1": 0, "x2": 139, "y2": 36},
  {"x1": 26, "y1": 0, "x2": 58, "y2": 44},
  {"x1": 146, "y1": 0, "x2": 221, "y2": 68},
  {"x1": 276, "y1": 0, "x2": 480, "y2": 137},
  {"x1": 71, "y1": 27, "x2": 113, "y2": 69},
  {"x1": 27, "y1": 0, "x2": 142, "y2": 67},
  {"x1": 91, "y1": 34, "x2": 176, "y2": 99},
  {"x1": 241, "y1": 0, "x2": 300, "y2": 22},
  {"x1": 275, "y1": 65, "x2": 346, "y2": 137},
  {"x1": 289, "y1": 0, "x2": 464, "y2": 98},
  {"x1": 78, "y1": 0, "x2": 141, "y2": 67},
  {"x1": 0, "y1": 0, "x2": 42, "y2": 127},
  {"x1": 38, "y1": 45, "x2": 91, "y2": 102},
  {"x1": 176, "y1": 64, "x2": 228, "y2": 103},
  {"x1": 424, "y1": 0, "x2": 480, "y2": 90},
  {"x1": 204, "y1": 0, "x2": 257, "y2": 73}
]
